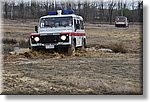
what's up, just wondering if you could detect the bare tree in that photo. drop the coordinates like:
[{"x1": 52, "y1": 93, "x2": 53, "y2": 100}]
[
  {"x1": 10, "y1": 1, "x2": 15, "y2": 20},
  {"x1": 83, "y1": 1, "x2": 90, "y2": 21},
  {"x1": 96, "y1": 1, "x2": 105, "y2": 22},
  {"x1": 131, "y1": 0, "x2": 136, "y2": 22},
  {"x1": 137, "y1": 1, "x2": 143, "y2": 22},
  {"x1": 108, "y1": 0, "x2": 116, "y2": 24},
  {"x1": 2, "y1": 0, "x2": 143, "y2": 23},
  {"x1": 117, "y1": 0, "x2": 124, "y2": 16},
  {"x1": 77, "y1": 0, "x2": 81, "y2": 15},
  {"x1": 4, "y1": 1, "x2": 8, "y2": 18},
  {"x1": 20, "y1": 0, "x2": 25, "y2": 19},
  {"x1": 31, "y1": 0, "x2": 37, "y2": 19}
]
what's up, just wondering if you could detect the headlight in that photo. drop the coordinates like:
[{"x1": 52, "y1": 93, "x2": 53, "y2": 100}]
[
  {"x1": 61, "y1": 35, "x2": 67, "y2": 41},
  {"x1": 34, "y1": 37, "x2": 40, "y2": 42}
]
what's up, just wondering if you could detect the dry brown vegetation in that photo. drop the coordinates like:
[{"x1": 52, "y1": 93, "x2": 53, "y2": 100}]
[{"x1": 2, "y1": 19, "x2": 143, "y2": 95}]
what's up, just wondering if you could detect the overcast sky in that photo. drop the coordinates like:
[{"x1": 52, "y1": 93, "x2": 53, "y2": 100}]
[
  {"x1": 1, "y1": 0, "x2": 142, "y2": 3},
  {"x1": 1, "y1": 0, "x2": 142, "y2": 10}
]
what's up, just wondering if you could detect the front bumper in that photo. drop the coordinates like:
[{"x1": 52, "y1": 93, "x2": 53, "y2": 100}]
[
  {"x1": 30, "y1": 43, "x2": 71, "y2": 50},
  {"x1": 115, "y1": 22, "x2": 126, "y2": 25}
]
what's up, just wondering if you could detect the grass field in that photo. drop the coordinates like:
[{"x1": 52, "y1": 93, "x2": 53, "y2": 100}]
[{"x1": 2, "y1": 19, "x2": 143, "y2": 95}]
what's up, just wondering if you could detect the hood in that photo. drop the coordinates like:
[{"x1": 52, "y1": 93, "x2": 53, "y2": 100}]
[{"x1": 39, "y1": 27, "x2": 73, "y2": 34}]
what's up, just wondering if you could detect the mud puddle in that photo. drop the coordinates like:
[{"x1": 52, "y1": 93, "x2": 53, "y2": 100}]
[{"x1": 8, "y1": 44, "x2": 113, "y2": 56}]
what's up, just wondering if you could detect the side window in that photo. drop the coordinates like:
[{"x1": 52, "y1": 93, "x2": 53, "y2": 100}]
[
  {"x1": 74, "y1": 19, "x2": 76, "y2": 29},
  {"x1": 77, "y1": 20, "x2": 80, "y2": 29},
  {"x1": 74, "y1": 19, "x2": 80, "y2": 30},
  {"x1": 80, "y1": 20, "x2": 84, "y2": 29},
  {"x1": 74, "y1": 19, "x2": 83, "y2": 30}
]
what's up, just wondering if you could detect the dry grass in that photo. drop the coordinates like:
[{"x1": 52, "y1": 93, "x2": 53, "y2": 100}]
[
  {"x1": 2, "y1": 38, "x2": 29, "y2": 54},
  {"x1": 2, "y1": 19, "x2": 143, "y2": 95},
  {"x1": 85, "y1": 24, "x2": 142, "y2": 53},
  {"x1": 3, "y1": 38, "x2": 17, "y2": 44},
  {"x1": 108, "y1": 41, "x2": 128, "y2": 53}
]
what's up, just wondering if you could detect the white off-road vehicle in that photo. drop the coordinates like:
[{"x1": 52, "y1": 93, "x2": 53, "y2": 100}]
[{"x1": 29, "y1": 10, "x2": 86, "y2": 55}]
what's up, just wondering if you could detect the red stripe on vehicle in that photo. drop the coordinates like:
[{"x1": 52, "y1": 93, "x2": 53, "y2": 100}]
[
  {"x1": 70, "y1": 33, "x2": 86, "y2": 36},
  {"x1": 31, "y1": 33, "x2": 40, "y2": 36},
  {"x1": 61, "y1": 32, "x2": 86, "y2": 36}
]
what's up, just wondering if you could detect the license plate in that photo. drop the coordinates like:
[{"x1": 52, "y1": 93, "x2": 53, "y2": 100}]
[{"x1": 45, "y1": 45, "x2": 54, "y2": 49}]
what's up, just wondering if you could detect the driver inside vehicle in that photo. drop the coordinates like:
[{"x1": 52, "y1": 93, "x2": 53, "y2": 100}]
[
  {"x1": 61, "y1": 20, "x2": 72, "y2": 27},
  {"x1": 68, "y1": 20, "x2": 72, "y2": 26},
  {"x1": 62, "y1": 21, "x2": 68, "y2": 27}
]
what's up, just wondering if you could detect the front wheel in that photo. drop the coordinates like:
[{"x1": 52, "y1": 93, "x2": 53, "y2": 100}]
[{"x1": 67, "y1": 44, "x2": 75, "y2": 56}]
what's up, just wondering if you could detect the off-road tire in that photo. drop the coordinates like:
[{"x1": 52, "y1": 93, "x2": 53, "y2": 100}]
[
  {"x1": 81, "y1": 39, "x2": 86, "y2": 50},
  {"x1": 67, "y1": 43, "x2": 75, "y2": 56}
]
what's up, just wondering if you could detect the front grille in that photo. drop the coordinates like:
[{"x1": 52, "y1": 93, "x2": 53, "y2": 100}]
[{"x1": 40, "y1": 35, "x2": 60, "y2": 43}]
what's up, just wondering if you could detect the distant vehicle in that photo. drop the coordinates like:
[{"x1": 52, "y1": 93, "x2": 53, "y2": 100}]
[
  {"x1": 115, "y1": 16, "x2": 129, "y2": 27},
  {"x1": 29, "y1": 10, "x2": 86, "y2": 55}
]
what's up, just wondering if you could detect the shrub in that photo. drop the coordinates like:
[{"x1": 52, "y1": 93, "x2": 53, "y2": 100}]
[
  {"x1": 3, "y1": 44, "x2": 15, "y2": 54},
  {"x1": 108, "y1": 42, "x2": 128, "y2": 53},
  {"x1": 2, "y1": 38, "x2": 17, "y2": 44},
  {"x1": 18, "y1": 39, "x2": 29, "y2": 48}
]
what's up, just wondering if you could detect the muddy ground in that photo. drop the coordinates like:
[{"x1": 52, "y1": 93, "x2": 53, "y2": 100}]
[{"x1": 1, "y1": 19, "x2": 143, "y2": 95}]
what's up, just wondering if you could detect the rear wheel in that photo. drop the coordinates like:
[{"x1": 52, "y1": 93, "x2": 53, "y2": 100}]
[
  {"x1": 81, "y1": 38, "x2": 86, "y2": 50},
  {"x1": 115, "y1": 24, "x2": 118, "y2": 27},
  {"x1": 66, "y1": 39, "x2": 76, "y2": 56}
]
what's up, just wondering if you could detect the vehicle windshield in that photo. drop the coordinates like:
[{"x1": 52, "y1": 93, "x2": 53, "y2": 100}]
[
  {"x1": 40, "y1": 17, "x2": 73, "y2": 28},
  {"x1": 116, "y1": 17, "x2": 126, "y2": 21}
]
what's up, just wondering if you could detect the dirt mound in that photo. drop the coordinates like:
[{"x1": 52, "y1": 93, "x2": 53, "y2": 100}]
[
  {"x1": 5, "y1": 44, "x2": 116, "y2": 60},
  {"x1": 7, "y1": 47, "x2": 112, "y2": 59},
  {"x1": 20, "y1": 50, "x2": 65, "y2": 59}
]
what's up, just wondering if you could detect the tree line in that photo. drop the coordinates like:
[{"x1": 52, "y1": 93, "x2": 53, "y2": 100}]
[{"x1": 2, "y1": 0, "x2": 143, "y2": 24}]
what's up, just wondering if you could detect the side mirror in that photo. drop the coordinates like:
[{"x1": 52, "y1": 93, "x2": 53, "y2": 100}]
[
  {"x1": 35, "y1": 26, "x2": 38, "y2": 33},
  {"x1": 74, "y1": 24, "x2": 77, "y2": 32},
  {"x1": 75, "y1": 27, "x2": 77, "y2": 32}
]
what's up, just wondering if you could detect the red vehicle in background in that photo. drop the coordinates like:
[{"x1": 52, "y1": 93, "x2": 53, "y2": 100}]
[{"x1": 115, "y1": 16, "x2": 129, "y2": 27}]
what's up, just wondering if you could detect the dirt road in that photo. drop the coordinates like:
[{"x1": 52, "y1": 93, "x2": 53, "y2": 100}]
[{"x1": 2, "y1": 19, "x2": 142, "y2": 95}]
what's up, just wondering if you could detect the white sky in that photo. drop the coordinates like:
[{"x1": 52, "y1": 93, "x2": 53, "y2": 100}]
[
  {"x1": 1, "y1": 0, "x2": 142, "y2": 3},
  {"x1": 1, "y1": 0, "x2": 142, "y2": 10}
]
